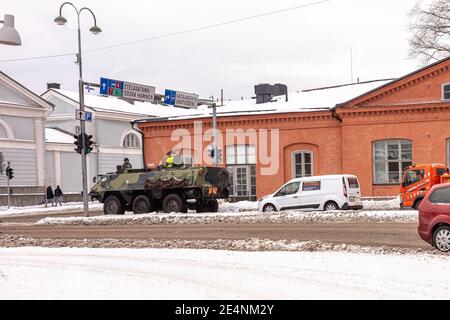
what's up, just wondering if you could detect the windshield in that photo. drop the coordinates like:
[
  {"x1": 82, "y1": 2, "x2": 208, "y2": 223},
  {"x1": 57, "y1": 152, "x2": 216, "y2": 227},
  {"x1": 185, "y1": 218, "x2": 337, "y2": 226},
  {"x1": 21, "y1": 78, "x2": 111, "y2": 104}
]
[{"x1": 403, "y1": 169, "x2": 425, "y2": 187}]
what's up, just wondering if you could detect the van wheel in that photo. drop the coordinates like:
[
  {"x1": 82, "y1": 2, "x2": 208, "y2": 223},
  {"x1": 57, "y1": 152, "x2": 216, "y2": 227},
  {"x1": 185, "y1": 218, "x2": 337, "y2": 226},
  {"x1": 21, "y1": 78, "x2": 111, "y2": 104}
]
[
  {"x1": 324, "y1": 201, "x2": 339, "y2": 211},
  {"x1": 414, "y1": 199, "x2": 423, "y2": 211},
  {"x1": 433, "y1": 225, "x2": 450, "y2": 252},
  {"x1": 132, "y1": 195, "x2": 152, "y2": 215},
  {"x1": 104, "y1": 195, "x2": 125, "y2": 215},
  {"x1": 263, "y1": 204, "x2": 277, "y2": 213},
  {"x1": 163, "y1": 194, "x2": 185, "y2": 213}
]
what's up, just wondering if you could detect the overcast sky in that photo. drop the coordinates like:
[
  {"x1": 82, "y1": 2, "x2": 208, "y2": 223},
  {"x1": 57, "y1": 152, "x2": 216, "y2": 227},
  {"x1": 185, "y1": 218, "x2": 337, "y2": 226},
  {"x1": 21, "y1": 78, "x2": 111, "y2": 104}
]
[{"x1": 0, "y1": 0, "x2": 425, "y2": 100}]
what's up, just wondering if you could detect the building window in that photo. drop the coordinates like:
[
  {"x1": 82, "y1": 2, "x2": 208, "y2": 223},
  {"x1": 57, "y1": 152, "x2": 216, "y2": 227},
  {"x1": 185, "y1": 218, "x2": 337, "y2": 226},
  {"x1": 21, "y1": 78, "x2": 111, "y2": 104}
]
[
  {"x1": 373, "y1": 140, "x2": 412, "y2": 184},
  {"x1": 226, "y1": 145, "x2": 256, "y2": 165},
  {"x1": 123, "y1": 133, "x2": 141, "y2": 149},
  {"x1": 292, "y1": 151, "x2": 313, "y2": 178},
  {"x1": 226, "y1": 145, "x2": 256, "y2": 202},
  {"x1": 443, "y1": 83, "x2": 450, "y2": 101}
]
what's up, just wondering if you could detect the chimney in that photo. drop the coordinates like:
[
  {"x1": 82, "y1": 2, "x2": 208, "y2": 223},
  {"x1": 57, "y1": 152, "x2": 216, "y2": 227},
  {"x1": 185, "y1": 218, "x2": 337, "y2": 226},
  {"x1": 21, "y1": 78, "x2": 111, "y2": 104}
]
[
  {"x1": 254, "y1": 83, "x2": 288, "y2": 104},
  {"x1": 47, "y1": 83, "x2": 61, "y2": 90}
]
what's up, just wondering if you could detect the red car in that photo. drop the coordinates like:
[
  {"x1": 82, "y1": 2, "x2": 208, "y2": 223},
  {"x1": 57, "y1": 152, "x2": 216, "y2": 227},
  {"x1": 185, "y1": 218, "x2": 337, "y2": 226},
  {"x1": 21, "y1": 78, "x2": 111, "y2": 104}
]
[{"x1": 418, "y1": 183, "x2": 450, "y2": 252}]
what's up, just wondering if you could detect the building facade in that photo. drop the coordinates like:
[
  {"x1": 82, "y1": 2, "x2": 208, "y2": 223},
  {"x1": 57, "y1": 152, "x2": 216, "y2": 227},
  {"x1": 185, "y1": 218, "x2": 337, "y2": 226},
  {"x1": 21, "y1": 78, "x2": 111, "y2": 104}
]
[
  {"x1": 0, "y1": 72, "x2": 53, "y2": 205},
  {"x1": 136, "y1": 57, "x2": 450, "y2": 200}
]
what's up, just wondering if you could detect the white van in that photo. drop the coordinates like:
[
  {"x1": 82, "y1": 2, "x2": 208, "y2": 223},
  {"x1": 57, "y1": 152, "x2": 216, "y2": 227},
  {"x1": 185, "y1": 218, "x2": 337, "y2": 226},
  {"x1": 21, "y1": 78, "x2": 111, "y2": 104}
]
[{"x1": 258, "y1": 175, "x2": 363, "y2": 212}]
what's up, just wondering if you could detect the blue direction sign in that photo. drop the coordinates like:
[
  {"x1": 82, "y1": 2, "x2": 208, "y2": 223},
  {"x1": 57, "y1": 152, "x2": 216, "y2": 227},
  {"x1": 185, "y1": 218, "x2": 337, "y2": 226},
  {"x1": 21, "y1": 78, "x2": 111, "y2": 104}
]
[
  {"x1": 164, "y1": 89, "x2": 177, "y2": 105},
  {"x1": 100, "y1": 77, "x2": 124, "y2": 97}
]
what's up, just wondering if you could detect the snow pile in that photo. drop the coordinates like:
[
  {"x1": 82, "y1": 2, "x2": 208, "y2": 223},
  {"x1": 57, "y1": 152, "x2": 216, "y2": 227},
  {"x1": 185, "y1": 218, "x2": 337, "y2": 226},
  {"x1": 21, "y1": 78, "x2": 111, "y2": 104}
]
[
  {"x1": 219, "y1": 201, "x2": 258, "y2": 212},
  {"x1": 362, "y1": 196, "x2": 401, "y2": 210},
  {"x1": 36, "y1": 209, "x2": 418, "y2": 226},
  {"x1": 0, "y1": 235, "x2": 431, "y2": 254},
  {"x1": 1, "y1": 246, "x2": 449, "y2": 299},
  {"x1": 223, "y1": 198, "x2": 403, "y2": 212},
  {"x1": 0, "y1": 202, "x2": 103, "y2": 216}
]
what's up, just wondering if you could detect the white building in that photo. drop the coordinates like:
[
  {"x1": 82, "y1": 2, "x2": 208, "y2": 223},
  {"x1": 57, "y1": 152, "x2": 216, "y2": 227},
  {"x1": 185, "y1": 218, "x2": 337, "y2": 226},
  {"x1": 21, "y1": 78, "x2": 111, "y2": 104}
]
[
  {"x1": 0, "y1": 71, "x2": 53, "y2": 205},
  {"x1": 41, "y1": 87, "x2": 192, "y2": 193}
]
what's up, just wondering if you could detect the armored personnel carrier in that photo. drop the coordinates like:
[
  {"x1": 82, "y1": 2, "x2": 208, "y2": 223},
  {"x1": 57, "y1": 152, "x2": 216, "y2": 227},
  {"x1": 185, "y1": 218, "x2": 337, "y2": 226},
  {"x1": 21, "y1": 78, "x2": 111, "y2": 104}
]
[{"x1": 89, "y1": 166, "x2": 230, "y2": 215}]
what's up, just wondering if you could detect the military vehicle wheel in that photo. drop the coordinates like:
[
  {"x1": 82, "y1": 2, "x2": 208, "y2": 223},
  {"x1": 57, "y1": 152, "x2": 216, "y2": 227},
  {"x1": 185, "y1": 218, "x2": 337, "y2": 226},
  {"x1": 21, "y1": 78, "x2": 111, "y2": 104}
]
[
  {"x1": 163, "y1": 194, "x2": 185, "y2": 213},
  {"x1": 132, "y1": 195, "x2": 152, "y2": 215},
  {"x1": 104, "y1": 195, "x2": 125, "y2": 215},
  {"x1": 209, "y1": 199, "x2": 219, "y2": 213}
]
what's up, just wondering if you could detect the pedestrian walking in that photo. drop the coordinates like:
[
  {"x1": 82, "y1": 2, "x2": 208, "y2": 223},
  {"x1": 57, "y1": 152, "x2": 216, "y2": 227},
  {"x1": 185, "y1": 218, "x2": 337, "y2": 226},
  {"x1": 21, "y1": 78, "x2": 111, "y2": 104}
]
[
  {"x1": 54, "y1": 185, "x2": 64, "y2": 207},
  {"x1": 45, "y1": 186, "x2": 54, "y2": 207}
]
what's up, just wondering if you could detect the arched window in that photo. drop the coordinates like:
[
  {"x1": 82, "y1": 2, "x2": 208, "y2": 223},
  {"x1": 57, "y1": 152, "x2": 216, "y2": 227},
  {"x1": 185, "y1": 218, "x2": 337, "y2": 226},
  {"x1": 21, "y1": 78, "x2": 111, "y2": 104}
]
[
  {"x1": 0, "y1": 118, "x2": 14, "y2": 140},
  {"x1": 292, "y1": 151, "x2": 313, "y2": 178},
  {"x1": 443, "y1": 83, "x2": 450, "y2": 101},
  {"x1": 373, "y1": 140, "x2": 412, "y2": 184},
  {"x1": 122, "y1": 133, "x2": 141, "y2": 149}
]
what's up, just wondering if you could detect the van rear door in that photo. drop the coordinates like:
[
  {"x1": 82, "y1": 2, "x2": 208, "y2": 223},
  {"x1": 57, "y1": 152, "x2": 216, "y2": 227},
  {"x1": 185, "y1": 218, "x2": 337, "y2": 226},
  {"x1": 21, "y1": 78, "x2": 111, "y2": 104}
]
[{"x1": 346, "y1": 176, "x2": 362, "y2": 206}]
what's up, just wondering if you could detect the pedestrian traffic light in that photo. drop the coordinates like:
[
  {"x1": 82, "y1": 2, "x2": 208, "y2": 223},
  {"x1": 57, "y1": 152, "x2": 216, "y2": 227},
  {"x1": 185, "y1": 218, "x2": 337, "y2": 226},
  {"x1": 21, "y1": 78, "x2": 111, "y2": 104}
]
[
  {"x1": 6, "y1": 166, "x2": 14, "y2": 180},
  {"x1": 84, "y1": 134, "x2": 93, "y2": 155},
  {"x1": 74, "y1": 134, "x2": 82, "y2": 154}
]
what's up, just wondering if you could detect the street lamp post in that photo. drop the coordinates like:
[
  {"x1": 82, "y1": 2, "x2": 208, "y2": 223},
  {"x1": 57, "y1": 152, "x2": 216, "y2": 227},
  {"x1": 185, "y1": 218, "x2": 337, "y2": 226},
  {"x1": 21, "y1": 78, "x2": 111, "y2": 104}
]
[{"x1": 54, "y1": 2, "x2": 102, "y2": 217}]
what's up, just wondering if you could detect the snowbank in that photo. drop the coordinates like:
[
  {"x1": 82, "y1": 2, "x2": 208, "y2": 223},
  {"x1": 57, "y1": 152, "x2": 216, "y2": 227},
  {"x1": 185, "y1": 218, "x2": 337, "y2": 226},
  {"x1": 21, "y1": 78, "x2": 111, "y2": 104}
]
[
  {"x1": 362, "y1": 196, "x2": 401, "y2": 210},
  {"x1": 36, "y1": 209, "x2": 418, "y2": 226},
  {"x1": 219, "y1": 201, "x2": 258, "y2": 212},
  {"x1": 223, "y1": 198, "x2": 403, "y2": 212},
  {"x1": 0, "y1": 235, "x2": 430, "y2": 254},
  {"x1": 0, "y1": 202, "x2": 103, "y2": 217},
  {"x1": 0, "y1": 247, "x2": 449, "y2": 299}
]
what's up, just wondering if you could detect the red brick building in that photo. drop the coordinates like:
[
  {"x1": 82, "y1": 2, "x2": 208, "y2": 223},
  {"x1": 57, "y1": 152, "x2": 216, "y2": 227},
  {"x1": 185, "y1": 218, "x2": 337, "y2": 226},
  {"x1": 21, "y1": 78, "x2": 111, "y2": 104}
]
[{"x1": 136, "y1": 57, "x2": 450, "y2": 201}]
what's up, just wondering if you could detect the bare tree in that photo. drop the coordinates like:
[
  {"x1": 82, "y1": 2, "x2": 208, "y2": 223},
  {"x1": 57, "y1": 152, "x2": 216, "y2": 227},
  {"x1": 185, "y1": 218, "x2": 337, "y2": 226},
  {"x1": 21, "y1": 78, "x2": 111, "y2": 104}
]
[{"x1": 408, "y1": 0, "x2": 450, "y2": 64}]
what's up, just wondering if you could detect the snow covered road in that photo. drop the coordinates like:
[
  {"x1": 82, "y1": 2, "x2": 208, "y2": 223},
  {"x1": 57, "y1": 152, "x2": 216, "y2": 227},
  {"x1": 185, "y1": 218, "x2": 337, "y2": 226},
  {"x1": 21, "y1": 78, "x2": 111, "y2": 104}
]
[{"x1": 1, "y1": 247, "x2": 449, "y2": 300}]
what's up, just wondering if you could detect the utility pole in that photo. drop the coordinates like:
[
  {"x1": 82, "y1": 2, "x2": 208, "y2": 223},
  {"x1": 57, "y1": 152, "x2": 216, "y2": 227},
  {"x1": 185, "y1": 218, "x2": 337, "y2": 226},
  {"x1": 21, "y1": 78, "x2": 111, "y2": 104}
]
[
  {"x1": 350, "y1": 46, "x2": 354, "y2": 84},
  {"x1": 212, "y1": 102, "x2": 218, "y2": 166},
  {"x1": 54, "y1": 3, "x2": 102, "y2": 217},
  {"x1": 6, "y1": 161, "x2": 11, "y2": 209}
]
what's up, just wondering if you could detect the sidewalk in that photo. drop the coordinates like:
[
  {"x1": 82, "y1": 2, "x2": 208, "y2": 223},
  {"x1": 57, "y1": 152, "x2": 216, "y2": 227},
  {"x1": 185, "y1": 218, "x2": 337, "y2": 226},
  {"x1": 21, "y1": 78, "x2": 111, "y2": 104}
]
[{"x1": 0, "y1": 202, "x2": 103, "y2": 217}]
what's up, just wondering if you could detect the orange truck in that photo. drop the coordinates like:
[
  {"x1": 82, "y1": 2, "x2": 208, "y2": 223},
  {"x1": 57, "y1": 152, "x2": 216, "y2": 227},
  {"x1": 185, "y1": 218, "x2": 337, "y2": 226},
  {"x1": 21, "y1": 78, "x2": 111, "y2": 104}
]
[{"x1": 400, "y1": 164, "x2": 450, "y2": 210}]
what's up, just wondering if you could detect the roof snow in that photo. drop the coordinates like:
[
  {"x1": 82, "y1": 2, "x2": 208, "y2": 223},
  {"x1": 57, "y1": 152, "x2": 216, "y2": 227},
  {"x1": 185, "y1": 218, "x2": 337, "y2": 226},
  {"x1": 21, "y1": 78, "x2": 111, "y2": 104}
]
[
  {"x1": 48, "y1": 79, "x2": 393, "y2": 122},
  {"x1": 50, "y1": 89, "x2": 196, "y2": 118},
  {"x1": 45, "y1": 128, "x2": 75, "y2": 144},
  {"x1": 137, "y1": 79, "x2": 394, "y2": 122}
]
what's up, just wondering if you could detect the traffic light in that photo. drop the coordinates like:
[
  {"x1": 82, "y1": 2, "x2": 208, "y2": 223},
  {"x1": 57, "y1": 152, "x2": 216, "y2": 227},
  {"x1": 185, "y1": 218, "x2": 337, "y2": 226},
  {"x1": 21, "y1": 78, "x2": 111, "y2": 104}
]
[
  {"x1": 216, "y1": 148, "x2": 223, "y2": 164},
  {"x1": 207, "y1": 145, "x2": 214, "y2": 158},
  {"x1": 84, "y1": 134, "x2": 93, "y2": 155},
  {"x1": 207, "y1": 146, "x2": 222, "y2": 163},
  {"x1": 74, "y1": 134, "x2": 83, "y2": 154},
  {"x1": 6, "y1": 166, "x2": 14, "y2": 180}
]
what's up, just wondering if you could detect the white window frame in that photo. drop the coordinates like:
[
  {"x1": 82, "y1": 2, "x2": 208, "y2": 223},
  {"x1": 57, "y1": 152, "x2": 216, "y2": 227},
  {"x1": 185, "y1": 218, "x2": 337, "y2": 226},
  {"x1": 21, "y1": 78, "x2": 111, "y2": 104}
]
[
  {"x1": 226, "y1": 145, "x2": 256, "y2": 165},
  {"x1": 442, "y1": 82, "x2": 450, "y2": 101},
  {"x1": 373, "y1": 140, "x2": 413, "y2": 185},
  {"x1": 291, "y1": 151, "x2": 314, "y2": 179},
  {"x1": 121, "y1": 131, "x2": 141, "y2": 149},
  {"x1": 0, "y1": 118, "x2": 14, "y2": 140}
]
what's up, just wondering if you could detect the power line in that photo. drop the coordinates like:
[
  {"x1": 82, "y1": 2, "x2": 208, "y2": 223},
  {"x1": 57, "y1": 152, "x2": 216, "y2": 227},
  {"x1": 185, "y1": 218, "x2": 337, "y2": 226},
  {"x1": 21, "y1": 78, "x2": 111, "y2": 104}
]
[
  {"x1": 0, "y1": 0, "x2": 332, "y2": 63},
  {"x1": 86, "y1": 0, "x2": 332, "y2": 54}
]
